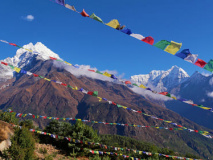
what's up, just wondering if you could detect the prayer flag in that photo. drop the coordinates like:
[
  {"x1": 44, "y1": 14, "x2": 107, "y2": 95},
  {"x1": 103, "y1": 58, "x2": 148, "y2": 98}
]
[
  {"x1": 204, "y1": 59, "x2": 213, "y2": 72},
  {"x1": 121, "y1": 28, "x2": 132, "y2": 35},
  {"x1": 55, "y1": 0, "x2": 65, "y2": 6},
  {"x1": 81, "y1": 9, "x2": 89, "y2": 17},
  {"x1": 103, "y1": 72, "x2": 111, "y2": 77},
  {"x1": 175, "y1": 49, "x2": 191, "y2": 59},
  {"x1": 159, "y1": 92, "x2": 168, "y2": 96},
  {"x1": 90, "y1": 13, "x2": 104, "y2": 23},
  {"x1": 111, "y1": 74, "x2": 117, "y2": 79},
  {"x1": 139, "y1": 84, "x2": 146, "y2": 89},
  {"x1": 1, "y1": 62, "x2": 8, "y2": 66},
  {"x1": 184, "y1": 54, "x2": 198, "y2": 63},
  {"x1": 142, "y1": 36, "x2": 154, "y2": 45},
  {"x1": 96, "y1": 70, "x2": 103, "y2": 74},
  {"x1": 154, "y1": 40, "x2": 171, "y2": 50},
  {"x1": 125, "y1": 81, "x2": 131, "y2": 85},
  {"x1": 65, "y1": 4, "x2": 76, "y2": 11},
  {"x1": 88, "y1": 69, "x2": 95, "y2": 72},
  {"x1": 106, "y1": 19, "x2": 120, "y2": 29},
  {"x1": 194, "y1": 58, "x2": 207, "y2": 68},
  {"x1": 130, "y1": 33, "x2": 145, "y2": 40},
  {"x1": 164, "y1": 41, "x2": 182, "y2": 55},
  {"x1": 92, "y1": 91, "x2": 98, "y2": 97},
  {"x1": 9, "y1": 43, "x2": 17, "y2": 47},
  {"x1": 14, "y1": 67, "x2": 21, "y2": 73}
]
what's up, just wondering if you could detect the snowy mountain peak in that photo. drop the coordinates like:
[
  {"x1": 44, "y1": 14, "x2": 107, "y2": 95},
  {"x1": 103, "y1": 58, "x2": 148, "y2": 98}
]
[
  {"x1": 0, "y1": 42, "x2": 61, "y2": 81},
  {"x1": 131, "y1": 66, "x2": 189, "y2": 92}
]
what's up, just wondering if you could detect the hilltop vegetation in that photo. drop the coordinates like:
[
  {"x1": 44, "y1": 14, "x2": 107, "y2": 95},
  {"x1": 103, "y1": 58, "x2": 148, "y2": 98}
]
[{"x1": 0, "y1": 111, "x2": 200, "y2": 160}]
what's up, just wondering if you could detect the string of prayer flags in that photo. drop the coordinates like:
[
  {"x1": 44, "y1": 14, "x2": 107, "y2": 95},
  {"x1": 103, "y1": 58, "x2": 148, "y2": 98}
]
[
  {"x1": 142, "y1": 36, "x2": 154, "y2": 45},
  {"x1": 164, "y1": 41, "x2": 182, "y2": 55},
  {"x1": 2, "y1": 62, "x2": 213, "y2": 137},
  {"x1": 90, "y1": 13, "x2": 104, "y2": 23},
  {"x1": 81, "y1": 9, "x2": 89, "y2": 17},
  {"x1": 194, "y1": 59, "x2": 207, "y2": 68},
  {"x1": 6, "y1": 109, "x2": 212, "y2": 136},
  {"x1": 49, "y1": 1, "x2": 213, "y2": 73},
  {"x1": 204, "y1": 60, "x2": 213, "y2": 72},
  {"x1": 106, "y1": 19, "x2": 120, "y2": 29},
  {"x1": 154, "y1": 40, "x2": 171, "y2": 50},
  {"x1": 1, "y1": 40, "x2": 213, "y2": 112},
  {"x1": 55, "y1": 0, "x2": 65, "y2": 6},
  {"x1": 8, "y1": 123, "x2": 202, "y2": 160}
]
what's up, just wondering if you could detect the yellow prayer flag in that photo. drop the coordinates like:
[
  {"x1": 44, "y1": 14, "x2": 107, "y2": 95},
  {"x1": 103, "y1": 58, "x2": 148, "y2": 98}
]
[
  {"x1": 106, "y1": 19, "x2": 120, "y2": 29},
  {"x1": 172, "y1": 96, "x2": 177, "y2": 100},
  {"x1": 73, "y1": 86, "x2": 78, "y2": 90},
  {"x1": 122, "y1": 106, "x2": 127, "y2": 109},
  {"x1": 97, "y1": 97, "x2": 102, "y2": 102},
  {"x1": 201, "y1": 107, "x2": 211, "y2": 110},
  {"x1": 14, "y1": 67, "x2": 21, "y2": 73},
  {"x1": 139, "y1": 151, "x2": 142, "y2": 154},
  {"x1": 64, "y1": 61, "x2": 72, "y2": 66},
  {"x1": 44, "y1": 78, "x2": 51, "y2": 81},
  {"x1": 25, "y1": 48, "x2": 33, "y2": 52},
  {"x1": 139, "y1": 84, "x2": 146, "y2": 89},
  {"x1": 63, "y1": 118, "x2": 66, "y2": 121},
  {"x1": 164, "y1": 41, "x2": 182, "y2": 55},
  {"x1": 103, "y1": 72, "x2": 111, "y2": 77}
]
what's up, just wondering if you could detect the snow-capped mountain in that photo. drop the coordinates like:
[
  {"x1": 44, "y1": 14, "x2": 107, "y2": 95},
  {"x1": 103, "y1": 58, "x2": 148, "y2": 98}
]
[
  {"x1": 0, "y1": 42, "x2": 60, "y2": 81},
  {"x1": 131, "y1": 66, "x2": 189, "y2": 92}
]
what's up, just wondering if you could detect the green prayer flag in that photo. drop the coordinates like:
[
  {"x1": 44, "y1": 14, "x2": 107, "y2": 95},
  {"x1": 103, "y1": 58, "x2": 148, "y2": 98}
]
[
  {"x1": 93, "y1": 91, "x2": 98, "y2": 97},
  {"x1": 133, "y1": 83, "x2": 139, "y2": 87},
  {"x1": 166, "y1": 93, "x2": 171, "y2": 97},
  {"x1": 117, "y1": 104, "x2": 123, "y2": 107},
  {"x1": 39, "y1": 75, "x2": 44, "y2": 78},
  {"x1": 204, "y1": 59, "x2": 213, "y2": 72},
  {"x1": 96, "y1": 70, "x2": 103, "y2": 74},
  {"x1": 9, "y1": 65, "x2": 14, "y2": 69},
  {"x1": 90, "y1": 13, "x2": 104, "y2": 23},
  {"x1": 154, "y1": 40, "x2": 171, "y2": 50}
]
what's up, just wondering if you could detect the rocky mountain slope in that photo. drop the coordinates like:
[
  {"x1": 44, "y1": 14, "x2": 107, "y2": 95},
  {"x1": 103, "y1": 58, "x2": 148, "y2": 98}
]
[{"x1": 0, "y1": 43, "x2": 213, "y2": 159}]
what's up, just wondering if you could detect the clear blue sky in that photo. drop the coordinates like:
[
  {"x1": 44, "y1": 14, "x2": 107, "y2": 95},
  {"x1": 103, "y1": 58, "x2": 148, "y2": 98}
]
[{"x1": 0, "y1": 0, "x2": 213, "y2": 78}]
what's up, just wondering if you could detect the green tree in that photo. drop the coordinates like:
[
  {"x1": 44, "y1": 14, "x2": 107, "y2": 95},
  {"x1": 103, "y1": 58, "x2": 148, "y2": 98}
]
[
  {"x1": 9, "y1": 127, "x2": 35, "y2": 160},
  {"x1": 0, "y1": 110, "x2": 19, "y2": 124}
]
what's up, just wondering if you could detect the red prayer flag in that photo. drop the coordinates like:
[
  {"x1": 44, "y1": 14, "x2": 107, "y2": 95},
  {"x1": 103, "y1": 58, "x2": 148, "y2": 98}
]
[
  {"x1": 159, "y1": 92, "x2": 168, "y2": 96},
  {"x1": 1, "y1": 62, "x2": 8, "y2": 66},
  {"x1": 32, "y1": 115, "x2": 35, "y2": 118},
  {"x1": 112, "y1": 102, "x2": 117, "y2": 105},
  {"x1": 137, "y1": 111, "x2": 142, "y2": 113},
  {"x1": 91, "y1": 150, "x2": 94, "y2": 154},
  {"x1": 49, "y1": 56, "x2": 57, "y2": 60},
  {"x1": 169, "y1": 128, "x2": 173, "y2": 131},
  {"x1": 194, "y1": 58, "x2": 207, "y2": 68},
  {"x1": 194, "y1": 130, "x2": 199, "y2": 133},
  {"x1": 142, "y1": 36, "x2": 154, "y2": 45},
  {"x1": 125, "y1": 81, "x2": 131, "y2": 85},
  {"x1": 9, "y1": 43, "x2": 17, "y2": 47},
  {"x1": 177, "y1": 125, "x2": 183, "y2": 127},
  {"x1": 87, "y1": 91, "x2": 93, "y2": 95},
  {"x1": 61, "y1": 83, "x2": 67, "y2": 86},
  {"x1": 88, "y1": 69, "x2": 95, "y2": 72},
  {"x1": 33, "y1": 74, "x2": 39, "y2": 77},
  {"x1": 80, "y1": 9, "x2": 89, "y2": 17}
]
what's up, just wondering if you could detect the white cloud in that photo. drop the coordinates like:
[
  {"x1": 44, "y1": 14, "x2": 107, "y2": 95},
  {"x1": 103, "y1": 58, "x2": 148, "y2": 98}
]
[
  {"x1": 207, "y1": 92, "x2": 213, "y2": 98},
  {"x1": 22, "y1": 15, "x2": 34, "y2": 21},
  {"x1": 52, "y1": 61, "x2": 171, "y2": 102}
]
